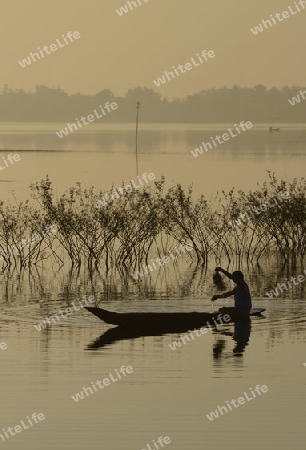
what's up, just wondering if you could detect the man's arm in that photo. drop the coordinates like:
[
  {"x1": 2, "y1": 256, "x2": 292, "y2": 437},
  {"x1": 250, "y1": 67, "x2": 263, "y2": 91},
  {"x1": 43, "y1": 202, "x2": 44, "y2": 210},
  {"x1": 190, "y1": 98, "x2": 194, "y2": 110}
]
[
  {"x1": 211, "y1": 288, "x2": 236, "y2": 302},
  {"x1": 215, "y1": 267, "x2": 234, "y2": 280}
]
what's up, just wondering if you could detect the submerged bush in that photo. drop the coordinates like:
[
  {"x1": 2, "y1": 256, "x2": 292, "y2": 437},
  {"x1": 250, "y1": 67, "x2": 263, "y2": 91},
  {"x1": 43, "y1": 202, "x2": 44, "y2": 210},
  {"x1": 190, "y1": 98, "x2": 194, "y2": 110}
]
[{"x1": 0, "y1": 173, "x2": 304, "y2": 270}]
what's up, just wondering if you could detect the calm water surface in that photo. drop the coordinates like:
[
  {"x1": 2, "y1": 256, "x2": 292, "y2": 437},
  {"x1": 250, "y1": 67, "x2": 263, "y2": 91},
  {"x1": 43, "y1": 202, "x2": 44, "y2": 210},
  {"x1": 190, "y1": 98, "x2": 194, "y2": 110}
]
[
  {"x1": 1, "y1": 124, "x2": 306, "y2": 450},
  {"x1": 1, "y1": 264, "x2": 306, "y2": 450},
  {"x1": 0, "y1": 122, "x2": 305, "y2": 199}
]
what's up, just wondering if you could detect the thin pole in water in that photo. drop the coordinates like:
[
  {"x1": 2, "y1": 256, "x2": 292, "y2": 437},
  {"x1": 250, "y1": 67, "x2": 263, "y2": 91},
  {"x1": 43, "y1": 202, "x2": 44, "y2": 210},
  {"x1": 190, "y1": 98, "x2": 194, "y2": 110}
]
[{"x1": 135, "y1": 101, "x2": 140, "y2": 177}]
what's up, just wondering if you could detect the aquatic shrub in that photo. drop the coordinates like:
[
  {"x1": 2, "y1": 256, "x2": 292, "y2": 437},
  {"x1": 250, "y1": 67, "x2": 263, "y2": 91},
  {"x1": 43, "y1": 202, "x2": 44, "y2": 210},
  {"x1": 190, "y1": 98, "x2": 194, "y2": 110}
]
[
  {"x1": 163, "y1": 184, "x2": 214, "y2": 264},
  {"x1": 223, "y1": 187, "x2": 273, "y2": 265},
  {"x1": 0, "y1": 197, "x2": 57, "y2": 267},
  {"x1": 0, "y1": 174, "x2": 304, "y2": 270},
  {"x1": 240, "y1": 173, "x2": 306, "y2": 266}
]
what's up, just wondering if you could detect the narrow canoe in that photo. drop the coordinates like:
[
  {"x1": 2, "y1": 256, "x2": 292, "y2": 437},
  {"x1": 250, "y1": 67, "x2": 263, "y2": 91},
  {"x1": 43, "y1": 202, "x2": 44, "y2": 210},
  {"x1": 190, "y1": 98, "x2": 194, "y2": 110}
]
[{"x1": 84, "y1": 307, "x2": 265, "y2": 328}]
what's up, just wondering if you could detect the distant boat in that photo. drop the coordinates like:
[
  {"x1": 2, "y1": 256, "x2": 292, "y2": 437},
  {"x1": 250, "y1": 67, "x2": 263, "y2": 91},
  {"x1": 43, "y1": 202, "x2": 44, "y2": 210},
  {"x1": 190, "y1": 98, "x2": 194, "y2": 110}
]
[{"x1": 269, "y1": 126, "x2": 281, "y2": 132}]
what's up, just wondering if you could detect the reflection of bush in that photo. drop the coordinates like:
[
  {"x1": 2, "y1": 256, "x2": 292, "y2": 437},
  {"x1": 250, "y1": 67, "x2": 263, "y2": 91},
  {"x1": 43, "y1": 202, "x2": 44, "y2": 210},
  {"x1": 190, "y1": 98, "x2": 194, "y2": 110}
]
[{"x1": 0, "y1": 173, "x2": 305, "y2": 269}]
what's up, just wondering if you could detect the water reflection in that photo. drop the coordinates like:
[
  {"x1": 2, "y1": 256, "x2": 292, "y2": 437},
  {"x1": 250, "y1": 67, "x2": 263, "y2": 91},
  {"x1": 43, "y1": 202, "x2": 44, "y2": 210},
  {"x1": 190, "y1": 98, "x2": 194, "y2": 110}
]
[
  {"x1": 86, "y1": 322, "x2": 207, "y2": 350},
  {"x1": 1, "y1": 258, "x2": 306, "y2": 309},
  {"x1": 233, "y1": 318, "x2": 252, "y2": 354},
  {"x1": 85, "y1": 317, "x2": 254, "y2": 361},
  {"x1": 212, "y1": 318, "x2": 252, "y2": 359}
]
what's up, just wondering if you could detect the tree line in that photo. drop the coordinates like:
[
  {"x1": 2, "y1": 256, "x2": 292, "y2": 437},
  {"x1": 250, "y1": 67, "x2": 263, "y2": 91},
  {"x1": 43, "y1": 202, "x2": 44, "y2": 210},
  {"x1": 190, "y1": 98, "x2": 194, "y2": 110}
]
[{"x1": 1, "y1": 84, "x2": 305, "y2": 123}]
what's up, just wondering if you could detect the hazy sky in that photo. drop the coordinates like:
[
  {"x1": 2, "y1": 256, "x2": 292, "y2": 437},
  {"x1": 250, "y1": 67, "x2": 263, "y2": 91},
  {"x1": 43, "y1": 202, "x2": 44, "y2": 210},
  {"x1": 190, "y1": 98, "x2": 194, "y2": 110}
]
[{"x1": 1, "y1": 0, "x2": 305, "y2": 98}]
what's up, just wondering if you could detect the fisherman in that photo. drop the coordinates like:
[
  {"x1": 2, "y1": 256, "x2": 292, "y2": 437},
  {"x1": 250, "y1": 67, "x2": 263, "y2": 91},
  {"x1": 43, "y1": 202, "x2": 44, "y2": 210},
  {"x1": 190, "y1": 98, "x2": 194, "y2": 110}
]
[{"x1": 211, "y1": 267, "x2": 252, "y2": 316}]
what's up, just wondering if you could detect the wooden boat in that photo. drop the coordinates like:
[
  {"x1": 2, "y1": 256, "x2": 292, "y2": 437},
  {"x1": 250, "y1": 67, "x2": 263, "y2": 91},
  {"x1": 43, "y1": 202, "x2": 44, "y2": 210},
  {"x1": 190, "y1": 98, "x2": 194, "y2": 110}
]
[{"x1": 84, "y1": 307, "x2": 265, "y2": 328}]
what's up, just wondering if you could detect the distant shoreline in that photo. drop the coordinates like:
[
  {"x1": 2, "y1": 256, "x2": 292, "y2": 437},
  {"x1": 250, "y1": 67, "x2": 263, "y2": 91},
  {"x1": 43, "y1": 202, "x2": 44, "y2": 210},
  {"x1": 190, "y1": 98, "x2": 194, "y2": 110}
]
[
  {"x1": 1, "y1": 85, "x2": 305, "y2": 123},
  {"x1": 0, "y1": 122, "x2": 305, "y2": 127}
]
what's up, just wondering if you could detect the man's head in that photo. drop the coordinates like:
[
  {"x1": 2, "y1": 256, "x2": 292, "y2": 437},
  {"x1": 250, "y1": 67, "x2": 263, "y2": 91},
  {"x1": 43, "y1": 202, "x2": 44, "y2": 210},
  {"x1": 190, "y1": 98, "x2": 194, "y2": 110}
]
[{"x1": 232, "y1": 270, "x2": 244, "y2": 284}]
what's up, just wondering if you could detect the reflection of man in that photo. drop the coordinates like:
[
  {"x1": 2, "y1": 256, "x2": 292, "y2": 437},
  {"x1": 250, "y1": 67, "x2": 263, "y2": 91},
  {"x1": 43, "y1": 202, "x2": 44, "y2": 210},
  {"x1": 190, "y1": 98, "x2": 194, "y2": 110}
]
[
  {"x1": 212, "y1": 319, "x2": 252, "y2": 359},
  {"x1": 211, "y1": 267, "x2": 252, "y2": 315},
  {"x1": 233, "y1": 318, "x2": 251, "y2": 355}
]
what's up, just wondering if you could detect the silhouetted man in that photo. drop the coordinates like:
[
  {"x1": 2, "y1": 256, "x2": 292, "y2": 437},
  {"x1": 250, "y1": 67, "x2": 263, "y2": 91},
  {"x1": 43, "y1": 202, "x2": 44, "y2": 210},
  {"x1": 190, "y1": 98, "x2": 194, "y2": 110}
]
[{"x1": 211, "y1": 268, "x2": 252, "y2": 316}]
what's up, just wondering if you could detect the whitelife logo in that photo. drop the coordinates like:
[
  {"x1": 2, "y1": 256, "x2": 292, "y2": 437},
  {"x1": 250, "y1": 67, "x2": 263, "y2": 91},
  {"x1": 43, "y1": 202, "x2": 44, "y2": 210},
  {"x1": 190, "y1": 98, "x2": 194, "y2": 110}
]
[
  {"x1": 0, "y1": 412, "x2": 45, "y2": 443},
  {"x1": 94, "y1": 172, "x2": 156, "y2": 208},
  {"x1": 116, "y1": 0, "x2": 150, "y2": 16},
  {"x1": 250, "y1": 1, "x2": 306, "y2": 35},
  {"x1": 266, "y1": 270, "x2": 306, "y2": 299},
  {"x1": 153, "y1": 50, "x2": 215, "y2": 87},
  {"x1": 229, "y1": 191, "x2": 290, "y2": 229},
  {"x1": 34, "y1": 295, "x2": 96, "y2": 331},
  {"x1": 0, "y1": 153, "x2": 21, "y2": 171},
  {"x1": 141, "y1": 436, "x2": 172, "y2": 450},
  {"x1": 71, "y1": 366, "x2": 134, "y2": 402},
  {"x1": 206, "y1": 385, "x2": 268, "y2": 421},
  {"x1": 131, "y1": 243, "x2": 194, "y2": 281},
  {"x1": 18, "y1": 31, "x2": 81, "y2": 68},
  {"x1": 288, "y1": 89, "x2": 306, "y2": 106},
  {"x1": 169, "y1": 314, "x2": 231, "y2": 351},
  {"x1": 191, "y1": 121, "x2": 253, "y2": 157},
  {"x1": 55, "y1": 102, "x2": 118, "y2": 138}
]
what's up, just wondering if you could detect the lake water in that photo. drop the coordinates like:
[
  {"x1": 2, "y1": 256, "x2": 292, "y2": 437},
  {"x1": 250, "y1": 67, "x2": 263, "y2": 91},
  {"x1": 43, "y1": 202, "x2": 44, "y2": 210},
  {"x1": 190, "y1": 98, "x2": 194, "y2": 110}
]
[
  {"x1": 0, "y1": 122, "x2": 306, "y2": 199},
  {"x1": 1, "y1": 124, "x2": 306, "y2": 450}
]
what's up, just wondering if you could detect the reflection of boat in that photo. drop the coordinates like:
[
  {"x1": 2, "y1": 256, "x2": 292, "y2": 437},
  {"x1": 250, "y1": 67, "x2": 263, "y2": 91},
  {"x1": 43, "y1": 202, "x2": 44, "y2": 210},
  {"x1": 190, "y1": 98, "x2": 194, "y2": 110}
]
[
  {"x1": 84, "y1": 307, "x2": 265, "y2": 328},
  {"x1": 269, "y1": 126, "x2": 281, "y2": 132},
  {"x1": 86, "y1": 325, "x2": 187, "y2": 350},
  {"x1": 85, "y1": 314, "x2": 261, "y2": 351}
]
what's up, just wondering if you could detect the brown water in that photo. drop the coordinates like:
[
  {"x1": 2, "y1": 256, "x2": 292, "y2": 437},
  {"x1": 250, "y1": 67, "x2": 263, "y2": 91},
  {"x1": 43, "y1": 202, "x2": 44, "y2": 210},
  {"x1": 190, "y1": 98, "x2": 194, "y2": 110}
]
[
  {"x1": 1, "y1": 124, "x2": 306, "y2": 450},
  {"x1": 1, "y1": 263, "x2": 306, "y2": 450}
]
